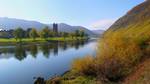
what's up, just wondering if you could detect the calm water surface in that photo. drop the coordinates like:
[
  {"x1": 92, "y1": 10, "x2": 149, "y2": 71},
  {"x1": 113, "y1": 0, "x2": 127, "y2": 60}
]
[{"x1": 0, "y1": 40, "x2": 97, "y2": 84}]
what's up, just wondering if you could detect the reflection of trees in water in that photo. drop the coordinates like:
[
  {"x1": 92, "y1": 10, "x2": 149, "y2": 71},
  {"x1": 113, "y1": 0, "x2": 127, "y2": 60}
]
[
  {"x1": 38, "y1": 41, "x2": 88, "y2": 57},
  {"x1": 0, "y1": 40, "x2": 90, "y2": 61},
  {"x1": 74, "y1": 40, "x2": 87, "y2": 50},
  {"x1": 58, "y1": 40, "x2": 87, "y2": 50},
  {"x1": 29, "y1": 44, "x2": 38, "y2": 58},
  {"x1": 40, "y1": 44, "x2": 50, "y2": 58},
  {"x1": 75, "y1": 41, "x2": 80, "y2": 49},
  {"x1": 39, "y1": 42, "x2": 59, "y2": 57},
  {"x1": 80, "y1": 40, "x2": 87, "y2": 46},
  {"x1": 62, "y1": 42, "x2": 67, "y2": 51},
  {"x1": 69, "y1": 41, "x2": 74, "y2": 48},
  {"x1": 15, "y1": 45, "x2": 27, "y2": 61},
  {"x1": 0, "y1": 48, "x2": 14, "y2": 55},
  {"x1": 53, "y1": 42, "x2": 58, "y2": 56}
]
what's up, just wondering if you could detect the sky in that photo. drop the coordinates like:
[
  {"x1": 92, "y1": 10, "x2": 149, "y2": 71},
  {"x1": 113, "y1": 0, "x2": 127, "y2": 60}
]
[{"x1": 0, "y1": 0, "x2": 145, "y2": 30}]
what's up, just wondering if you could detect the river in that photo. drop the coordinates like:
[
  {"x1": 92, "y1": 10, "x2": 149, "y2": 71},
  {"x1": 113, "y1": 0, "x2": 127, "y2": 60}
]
[{"x1": 0, "y1": 40, "x2": 97, "y2": 84}]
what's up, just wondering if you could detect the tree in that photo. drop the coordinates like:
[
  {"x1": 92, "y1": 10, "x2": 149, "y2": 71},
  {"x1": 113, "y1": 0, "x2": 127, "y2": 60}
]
[
  {"x1": 40, "y1": 26, "x2": 50, "y2": 40},
  {"x1": 29, "y1": 28, "x2": 38, "y2": 41},
  {"x1": 69, "y1": 32, "x2": 75, "y2": 39},
  {"x1": 80, "y1": 30, "x2": 85, "y2": 38},
  {"x1": 13, "y1": 27, "x2": 24, "y2": 42},
  {"x1": 75, "y1": 30, "x2": 80, "y2": 38},
  {"x1": 59, "y1": 32, "x2": 64, "y2": 37},
  {"x1": 25, "y1": 28, "x2": 32, "y2": 38},
  {"x1": 62, "y1": 32, "x2": 69, "y2": 39},
  {"x1": 49, "y1": 30, "x2": 55, "y2": 37}
]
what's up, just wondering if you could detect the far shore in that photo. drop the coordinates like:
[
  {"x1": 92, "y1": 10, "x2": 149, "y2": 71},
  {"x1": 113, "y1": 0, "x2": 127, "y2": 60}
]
[{"x1": 0, "y1": 37, "x2": 89, "y2": 46}]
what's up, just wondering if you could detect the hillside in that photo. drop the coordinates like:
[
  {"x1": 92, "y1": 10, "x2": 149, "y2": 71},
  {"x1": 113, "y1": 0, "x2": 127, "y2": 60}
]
[
  {"x1": 101, "y1": 0, "x2": 150, "y2": 83},
  {"x1": 0, "y1": 17, "x2": 96, "y2": 36},
  {"x1": 109, "y1": 0, "x2": 150, "y2": 30}
]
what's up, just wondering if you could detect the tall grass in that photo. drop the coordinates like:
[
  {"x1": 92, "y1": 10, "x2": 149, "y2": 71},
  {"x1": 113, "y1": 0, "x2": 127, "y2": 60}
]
[{"x1": 71, "y1": 56, "x2": 96, "y2": 76}]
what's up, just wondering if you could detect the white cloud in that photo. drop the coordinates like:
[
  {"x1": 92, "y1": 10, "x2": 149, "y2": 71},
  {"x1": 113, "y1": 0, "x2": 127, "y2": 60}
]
[{"x1": 90, "y1": 19, "x2": 117, "y2": 30}]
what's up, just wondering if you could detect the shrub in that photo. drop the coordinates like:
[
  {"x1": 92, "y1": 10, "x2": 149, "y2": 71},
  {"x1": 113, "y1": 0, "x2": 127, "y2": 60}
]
[
  {"x1": 71, "y1": 56, "x2": 96, "y2": 76},
  {"x1": 145, "y1": 45, "x2": 150, "y2": 56},
  {"x1": 96, "y1": 29, "x2": 144, "y2": 81},
  {"x1": 96, "y1": 57, "x2": 126, "y2": 81},
  {"x1": 46, "y1": 77, "x2": 62, "y2": 84}
]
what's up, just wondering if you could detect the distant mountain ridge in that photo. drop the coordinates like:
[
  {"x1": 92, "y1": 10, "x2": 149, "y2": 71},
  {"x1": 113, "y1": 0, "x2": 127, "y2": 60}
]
[
  {"x1": 92, "y1": 30, "x2": 104, "y2": 35},
  {"x1": 0, "y1": 17, "x2": 45, "y2": 30},
  {"x1": 0, "y1": 17, "x2": 96, "y2": 36}
]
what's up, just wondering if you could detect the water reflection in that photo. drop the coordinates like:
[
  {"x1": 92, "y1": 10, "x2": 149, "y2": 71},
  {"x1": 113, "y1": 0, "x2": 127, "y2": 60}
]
[
  {"x1": 0, "y1": 40, "x2": 97, "y2": 84},
  {"x1": 29, "y1": 44, "x2": 38, "y2": 58},
  {"x1": 15, "y1": 45, "x2": 27, "y2": 61},
  {"x1": 0, "y1": 40, "x2": 91, "y2": 61}
]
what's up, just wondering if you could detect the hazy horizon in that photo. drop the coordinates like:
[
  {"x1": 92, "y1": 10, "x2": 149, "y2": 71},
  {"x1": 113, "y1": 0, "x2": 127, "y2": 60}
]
[{"x1": 0, "y1": 0, "x2": 144, "y2": 30}]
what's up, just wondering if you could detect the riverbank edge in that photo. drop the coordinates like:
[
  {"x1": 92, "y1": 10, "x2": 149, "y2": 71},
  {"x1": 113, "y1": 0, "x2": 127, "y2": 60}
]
[
  {"x1": 0, "y1": 37, "x2": 89, "y2": 46},
  {"x1": 45, "y1": 58, "x2": 150, "y2": 84},
  {"x1": 45, "y1": 70, "x2": 98, "y2": 84}
]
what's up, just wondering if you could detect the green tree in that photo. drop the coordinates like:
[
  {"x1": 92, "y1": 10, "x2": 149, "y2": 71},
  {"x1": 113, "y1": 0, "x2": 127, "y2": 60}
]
[
  {"x1": 13, "y1": 27, "x2": 24, "y2": 42},
  {"x1": 40, "y1": 26, "x2": 50, "y2": 40},
  {"x1": 29, "y1": 28, "x2": 38, "y2": 41},
  {"x1": 59, "y1": 32, "x2": 64, "y2": 37},
  {"x1": 75, "y1": 30, "x2": 80, "y2": 39},
  {"x1": 49, "y1": 30, "x2": 55, "y2": 37},
  {"x1": 25, "y1": 28, "x2": 32, "y2": 38},
  {"x1": 80, "y1": 30, "x2": 85, "y2": 38},
  {"x1": 69, "y1": 32, "x2": 75, "y2": 39},
  {"x1": 63, "y1": 32, "x2": 69, "y2": 39}
]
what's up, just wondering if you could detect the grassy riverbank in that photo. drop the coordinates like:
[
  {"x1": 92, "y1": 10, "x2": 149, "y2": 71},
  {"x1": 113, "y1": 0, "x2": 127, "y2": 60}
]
[{"x1": 0, "y1": 37, "x2": 88, "y2": 45}]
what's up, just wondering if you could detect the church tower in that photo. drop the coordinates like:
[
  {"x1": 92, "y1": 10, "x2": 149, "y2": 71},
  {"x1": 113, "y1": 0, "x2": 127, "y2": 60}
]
[
  {"x1": 53, "y1": 23, "x2": 58, "y2": 33},
  {"x1": 53, "y1": 23, "x2": 58, "y2": 36}
]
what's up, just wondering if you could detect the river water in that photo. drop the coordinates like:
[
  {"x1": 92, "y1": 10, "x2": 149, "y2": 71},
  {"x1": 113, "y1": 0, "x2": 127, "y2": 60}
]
[{"x1": 0, "y1": 40, "x2": 97, "y2": 84}]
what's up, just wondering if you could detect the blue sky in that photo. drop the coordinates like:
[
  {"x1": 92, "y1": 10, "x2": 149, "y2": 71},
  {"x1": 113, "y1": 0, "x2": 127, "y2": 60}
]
[{"x1": 0, "y1": 0, "x2": 144, "y2": 30}]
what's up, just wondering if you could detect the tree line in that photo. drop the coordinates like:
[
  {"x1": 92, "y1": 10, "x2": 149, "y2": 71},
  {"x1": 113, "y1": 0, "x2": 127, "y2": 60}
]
[{"x1": 12, "y1": 26, "x2": 88, "y2": 41}]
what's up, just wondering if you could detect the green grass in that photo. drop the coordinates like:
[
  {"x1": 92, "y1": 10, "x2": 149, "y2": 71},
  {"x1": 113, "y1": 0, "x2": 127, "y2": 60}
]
[
  {"x1": 61, "y1": 76, "x2": 97, "y2": 84},
  {"x1": 0, "y1": 37, "x2": 87, "y2": 45},
  {"x1": 46, "y1": 71, "x2": 98, "y2": 84}
]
